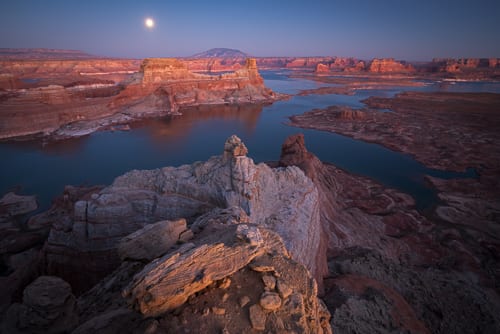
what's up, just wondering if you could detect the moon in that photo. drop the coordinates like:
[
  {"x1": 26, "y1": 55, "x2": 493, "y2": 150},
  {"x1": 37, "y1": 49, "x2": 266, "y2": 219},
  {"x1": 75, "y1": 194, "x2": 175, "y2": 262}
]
[{"x1": 145, "y1": 17, "x2": 155, "y2": 29}]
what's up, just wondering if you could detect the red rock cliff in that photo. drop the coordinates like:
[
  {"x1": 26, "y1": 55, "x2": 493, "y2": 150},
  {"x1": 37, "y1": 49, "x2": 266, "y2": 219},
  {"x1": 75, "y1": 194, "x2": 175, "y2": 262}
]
[
  {"x1": 0, "y1": 58, "x2": 276, "y2": 140},
  {"x1": 368, "y1": 58, "x2": 415, "y2": 73}
]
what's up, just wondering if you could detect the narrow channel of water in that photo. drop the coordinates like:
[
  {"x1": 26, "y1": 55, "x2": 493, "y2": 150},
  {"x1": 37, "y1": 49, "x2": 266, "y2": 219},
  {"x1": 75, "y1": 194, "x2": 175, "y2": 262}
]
[{"x1": 0, "y1": 71, "x2": 494, "y2": 212}]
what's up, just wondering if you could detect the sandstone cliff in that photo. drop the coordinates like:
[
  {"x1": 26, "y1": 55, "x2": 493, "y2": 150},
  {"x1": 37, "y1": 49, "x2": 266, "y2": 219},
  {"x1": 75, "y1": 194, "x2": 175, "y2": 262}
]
[
  {"x1": 367, "y1": 58, "x2": 415, "y2": 73},
  {"x1": 428, "y1": 58, "x2": 500, "y2": 77},
  {"x1": 0, "y1": 58, "x2": 277, "y2": 140},
  {"x1": 110, "y1": 58, "x2": 274, "y2": 116},
  {"x1": 0, "y1": 59, "x2": 141, "y2": 86}
]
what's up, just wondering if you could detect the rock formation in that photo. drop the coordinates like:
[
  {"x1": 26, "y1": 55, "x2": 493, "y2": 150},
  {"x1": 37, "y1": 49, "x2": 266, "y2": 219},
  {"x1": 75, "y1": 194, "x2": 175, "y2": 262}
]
[
  {"x1": 0, "y1": 58, "x2": 277, "y2": 140},
  {"x1": 0, "y1": 48, "x2": 98, "y2": 60},
  {"x1": 426, "y1": 58, "x2": 500, "y2": 78},
  {"x1": 0, "y1": 192, "x2": 43, "y2": 311},
  {"x1": 2, "y1": 276, "x2": 78, "y2": 334},
  {"x1": 287, "y1": 102, "x2": 500, "y2": 332},
  {"x1": 2, "y1": 132, "x2": 500, "y2": 332},
  {"x1": 40, "y1": 135, "x2": 326, "y2": 293},
  {"x1": 367, "y1": 58, "x2": 415, "y2": 73},
  {"x1": 315, "y1": 63, "x2": 330, "y2": 73},
  {"x1": 4, "y1": 135, "x2": 333, "y2": 332},
  {"x1": 117, "y1": 218, "x2": 191, "y2": 262},
  {"x1": 71, "y1": 221, "x2": 332, "y2": 333}
]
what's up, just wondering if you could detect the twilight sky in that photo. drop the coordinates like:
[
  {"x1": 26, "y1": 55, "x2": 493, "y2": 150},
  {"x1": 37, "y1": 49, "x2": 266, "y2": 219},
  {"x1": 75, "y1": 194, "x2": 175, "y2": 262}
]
[{"x1": 1, "y1": 0, "x2": 499, "y2": 60}]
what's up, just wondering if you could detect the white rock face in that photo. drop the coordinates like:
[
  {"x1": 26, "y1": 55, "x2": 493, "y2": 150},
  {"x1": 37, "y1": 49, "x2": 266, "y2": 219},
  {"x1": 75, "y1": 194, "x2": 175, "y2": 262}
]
[{"x1": 45, "y1": 135, "x2": 324, "y2": 287}]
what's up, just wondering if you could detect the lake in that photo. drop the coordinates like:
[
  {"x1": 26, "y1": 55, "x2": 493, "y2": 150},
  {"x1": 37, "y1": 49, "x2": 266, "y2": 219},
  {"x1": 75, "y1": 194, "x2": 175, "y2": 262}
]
[{"x1": 0, "y1": 71, "x2": 495, "y2": 213}]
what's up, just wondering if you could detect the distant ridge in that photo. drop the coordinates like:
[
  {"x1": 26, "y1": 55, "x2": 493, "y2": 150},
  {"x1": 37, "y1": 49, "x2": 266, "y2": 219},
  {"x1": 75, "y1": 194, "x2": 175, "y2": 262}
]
[
  {"x1": 0, "y1": 48, "x2": 101, "y2": 60},
  {"x1": 191, "y1": 48, "x2": 249, "y2": 58}
]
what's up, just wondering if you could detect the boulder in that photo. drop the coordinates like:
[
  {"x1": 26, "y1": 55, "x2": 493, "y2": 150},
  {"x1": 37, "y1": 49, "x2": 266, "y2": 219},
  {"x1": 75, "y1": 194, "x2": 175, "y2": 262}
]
[
  {"x1": 0, "y1": 192, "x2": 37, "y2": 222},
  {"x1": 2, "y1": 276, "x2": 78, "y2": 334},
  {"x1": 123, "y1": 224, "x2": 271, "y2": 316},
  {"x1": 117, "y1": 218, "x2": 188, "y2": 261},
  {"x1": 107, "y1": 221, "x2": 330, "y2": 333}
]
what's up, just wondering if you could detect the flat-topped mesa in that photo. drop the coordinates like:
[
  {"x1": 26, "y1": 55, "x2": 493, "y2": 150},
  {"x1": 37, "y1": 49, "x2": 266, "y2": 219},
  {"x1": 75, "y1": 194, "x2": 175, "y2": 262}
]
[
  {"x1": 140, "y1": 58, "x2": 198, "y2": 83},
  {"x1": 139, "y1": 57, "x2": 264, "y2": 84},
  {"x1": 368, "y1": 58, "x2": 415, "y2": 73},
  {"x1": 431, "y1": 58, "x2": 500, "y2": 73}
]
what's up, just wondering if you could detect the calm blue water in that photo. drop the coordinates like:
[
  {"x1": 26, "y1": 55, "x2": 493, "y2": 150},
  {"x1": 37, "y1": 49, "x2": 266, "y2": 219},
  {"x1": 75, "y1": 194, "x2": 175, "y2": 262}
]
[{"x1": 0, "y1": 72, "x2": 496, "y2": 213}]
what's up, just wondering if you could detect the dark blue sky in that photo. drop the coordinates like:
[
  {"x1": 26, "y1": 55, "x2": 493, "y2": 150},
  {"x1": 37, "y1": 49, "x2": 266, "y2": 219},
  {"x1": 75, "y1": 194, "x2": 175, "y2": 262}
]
[{"x1": 1, "y1": 0, "x2": 499, "y2": 60}]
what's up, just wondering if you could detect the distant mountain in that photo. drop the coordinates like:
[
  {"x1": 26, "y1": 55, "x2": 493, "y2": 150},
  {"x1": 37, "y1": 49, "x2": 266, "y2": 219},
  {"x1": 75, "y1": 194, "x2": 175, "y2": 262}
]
[
  {"x1": 191, "y1": 48, "x2": 249, "y2": 58},
  {"x1": 0, "y1": 48, "x2": 101, "y2": 60}
]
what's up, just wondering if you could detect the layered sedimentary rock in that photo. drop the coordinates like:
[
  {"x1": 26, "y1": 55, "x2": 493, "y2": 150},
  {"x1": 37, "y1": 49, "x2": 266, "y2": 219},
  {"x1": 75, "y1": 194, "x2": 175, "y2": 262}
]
[
  {"x1": 184, "y1": 57, "x2": 245, "y2": 72},
  {"x1": 4, "y1": 132, "x2": 500, "y2": 332},
  {"x1": 0, "y1": 58, "x2": 276, "y2": 140},
  {"x1": 41, "y1": 135, "x2": 325, "y2": 293},
  {"x1": 432, "y1": 57, "x2": 500, "y2": 72},
  {"x1": 110, "y1": 57, "x2": 274, "y2": 117},
  {"x1": 0, "y1": 48, "x2": 97, "y2": 60},
  {"x1": 185, "y1": 57, "x2": 337, "y2": 71},
  {"x1": 367, "y1": 58, "x2": 415, "y2": 73},
  {"x1": 287, "y1": 97, "x2": 500, "y2": 332},
  {"x1": 0, "y1": 59, "x2": 141, "y2": 86},
  {"x1": 314, "y1": 58, "x2": 366, "y2": 73},
  {"x1": 315, "y1": 63, "x2": 330, "y2": 73},
  {"x1": 0, "y1": 192, "x2": 44, "y2": 311},
  {"x1": 424, "y1": 58, "x2": 500, "y2": 79},
  {"x1": 314, "y1": 58, "x2": 417, "y2": 74},
  {"x1": 116, "y1": 218, "x2": 190, "y2": 262},
  {"x1": 72, "y1": 221, "x2": 331, "y2": 333}
]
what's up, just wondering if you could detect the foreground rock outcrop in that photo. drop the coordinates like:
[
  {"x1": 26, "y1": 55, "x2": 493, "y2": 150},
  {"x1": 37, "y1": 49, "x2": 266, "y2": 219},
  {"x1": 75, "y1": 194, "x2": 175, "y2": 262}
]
[
  {"x1": 2, "y1": 133, "x2": 499, "y2": 333},
  {"x1": 77, "y1": 223, "x2": 331, "y2": 333},
  {"x1": 39, "y1": 135, "x2": 325, "y2": 294},
  {"x1": 3, "y1": 217, "x2": 332, "y2": 333}
]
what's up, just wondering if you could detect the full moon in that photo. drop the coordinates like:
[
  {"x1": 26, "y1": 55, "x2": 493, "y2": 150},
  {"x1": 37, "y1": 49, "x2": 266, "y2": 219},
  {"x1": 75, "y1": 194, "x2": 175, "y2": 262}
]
[{"x1": 145, "y1": 18, "x2": 155, "y2": 29}]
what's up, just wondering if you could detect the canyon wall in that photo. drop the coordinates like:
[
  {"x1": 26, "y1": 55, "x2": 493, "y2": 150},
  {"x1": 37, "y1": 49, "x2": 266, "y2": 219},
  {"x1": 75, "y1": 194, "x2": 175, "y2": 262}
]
[{"x1": 367, "y1": 58, "x2": 415, "y2": 73}]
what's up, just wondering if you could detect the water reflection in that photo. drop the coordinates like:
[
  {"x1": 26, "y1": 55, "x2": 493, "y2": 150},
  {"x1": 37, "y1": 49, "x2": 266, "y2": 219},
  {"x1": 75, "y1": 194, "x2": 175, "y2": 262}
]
[
  {"x1": 130, "y1": 103, "x2": 263, "y2": 144},
  {"x1": 0, "y1": 72, "x2": 498, "y2": 213}
]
